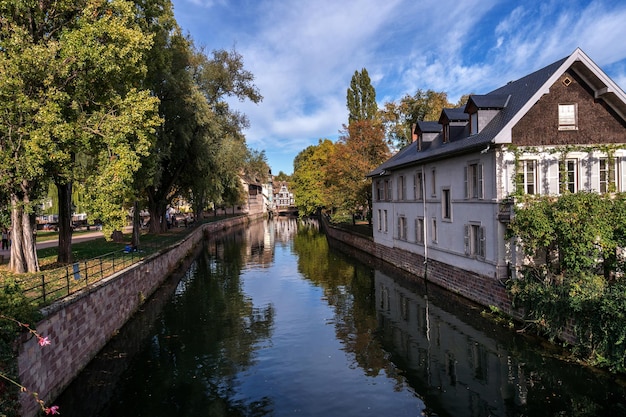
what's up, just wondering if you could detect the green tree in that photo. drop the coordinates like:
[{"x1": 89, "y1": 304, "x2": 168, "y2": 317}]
[
  {"x1": 347, "y1": 68, "x2": 377, "y2": 123},
  {"x1": 0, "y1": 0, "x2": 159, "y2": 272},
  {"x1": 292, "y1": 139, "x2": 335, "y2": 215}
]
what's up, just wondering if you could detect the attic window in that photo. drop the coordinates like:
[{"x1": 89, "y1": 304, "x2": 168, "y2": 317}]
[
  {"x1": 470, "y1": 112, "x2": 478, "y2": 135},
  {"x1": 562, "y1": 76, "x2": 572, "y2": 87},
  {"x1": 558, "y1": 103, "x2": 577, "y2": 130},
  {"x1": 443, "y1": 124, "x2": 450, "y2": 143}
]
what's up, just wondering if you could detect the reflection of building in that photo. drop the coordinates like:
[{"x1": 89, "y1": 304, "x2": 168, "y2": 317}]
[
  {"x1": 243, "y1": 219, "x2": 274, "y2": 268},
  {"x1": 273, "y1": 217, "x2": 298, "y2": 243},
  {"x1": 375, "y1": 271, "x2": 528, "y2": 416}
]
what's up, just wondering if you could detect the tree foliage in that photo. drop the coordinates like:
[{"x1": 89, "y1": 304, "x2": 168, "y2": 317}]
[
  {"x1": 507, "y1": 192, "x2": 626, "y2": 372},
  {"x1": 380, "y1": 89, "x2": 453, "y2": 150},
  {"x1": 0, "y1": 0, "x2": 160, "y2": 272},
  {"x1": 292, "y1": 139, "x2": 335, "y2": 215},
  {"x1": 346, "y1": 68, "x2": 377, "y2": 123}
]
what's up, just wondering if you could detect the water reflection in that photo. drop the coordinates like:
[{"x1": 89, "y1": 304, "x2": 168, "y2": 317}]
[{"x1": 54, "y1": 218, "x2": 626, "y2": 417}]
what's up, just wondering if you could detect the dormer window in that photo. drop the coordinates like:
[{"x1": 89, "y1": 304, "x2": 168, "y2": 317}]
[
  {"x1": 443, "y1": 124, "x2": 450, "y2": 143},
  {"x1": 558, "y1": 103, "x2": 577, "y2": 130},
  {"x1": 470, "y1": 112, "x2": 478, "y2": 135}
]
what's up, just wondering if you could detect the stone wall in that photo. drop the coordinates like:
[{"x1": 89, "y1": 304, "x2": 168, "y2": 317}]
[
  {"x1": 322, "y1": 218, "x2": 515, "y2": 316},
  {"x1": 17, "y1": 215, "x2": 256, "y2": 417}
]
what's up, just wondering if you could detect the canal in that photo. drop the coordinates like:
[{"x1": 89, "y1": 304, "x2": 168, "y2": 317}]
[{"x1": 54, "y1": 218, "x2": 626, "y2": 416}]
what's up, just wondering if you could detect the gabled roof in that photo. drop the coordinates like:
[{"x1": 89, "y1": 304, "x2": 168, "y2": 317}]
[
  {"x1": 465, "y1": 94, "x2": 510, "y2": 111},
  {"x1": 415, "y1": 120, "x2": 441, "y2": 134},
  {"x1": 368, "y1": 48, "x2": 626, "y2": 177},
  {"x1": 439, "y1": 107, "x2": 469, "y2": 124}
]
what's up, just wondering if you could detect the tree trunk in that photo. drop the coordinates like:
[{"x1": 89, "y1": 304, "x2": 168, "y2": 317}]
[
  {"x1": 131, "y1": 200, "x2": 140, "y2": 248},
  {"x1": 9, "y1": 193, "x2": 39, "y2": 273},
  {"x1": 147, "y1": 198, "x2": 168, "y2": 234},
  {"x1": 56, "y1": 181, "x2": 73, "y2": 264}
]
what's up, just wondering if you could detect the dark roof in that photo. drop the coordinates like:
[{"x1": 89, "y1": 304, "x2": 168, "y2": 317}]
[
  {"x1": 439, "y1": 107, "x2": 469, "y2": 124},
  {"x1": 415, "y1": 120, "x2": 441, "y2": 134},
  {"x1": 368, "y1": 54, "x2": 569, "y2": 177},
  {"x1": 465, "y1": 94, "x2": 510, "y2": 111}
]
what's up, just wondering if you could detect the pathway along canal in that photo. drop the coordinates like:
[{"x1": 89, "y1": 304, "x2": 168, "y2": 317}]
[{"x1": 54, "y1": 218, "x2": 626, "y2": 417}]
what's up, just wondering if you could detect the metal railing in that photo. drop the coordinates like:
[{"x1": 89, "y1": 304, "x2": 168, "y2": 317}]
[{"x1": 18, "y1": 240, "x2": 172, "y2": 307}]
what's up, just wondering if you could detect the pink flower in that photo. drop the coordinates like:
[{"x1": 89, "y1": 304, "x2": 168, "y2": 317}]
[
  {"x1": 44, "y1": 405, "x2": 60, "y2": 415},
  {"x1": 38, "y1": 336, "x2": 51, "y2": 347}
]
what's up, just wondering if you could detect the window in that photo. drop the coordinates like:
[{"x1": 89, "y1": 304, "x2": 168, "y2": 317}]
[
  {"x1": 600, "y1": 158, "x2": 617, "y2": 193},
  {"x1": 470, "y1": 112, "x2": 478, "y2": 135},
  {"x1": 383, "y1": 210, "x2": 388, "y2": 233},
  {"x1": 518, "y1": 160, "x2": 536, "y2": 195},
  {"x1": 377, "y1": 210, "x2": 382, "y2": 231},
  {"x1": 431, "y1": 168, "x2": 437, "y2": 197},
  {"x1": 381, "y1": 179, "x2": 393, "y2": 201},
  {"x1": 558, "y1": 104, "x2": 577, "y2": 130},
  {"x1": 414, "y1": 171, "x2": 424, "y2": 200},
  {"x1": 442, "y1": 188, "x2": 452, "y2": 220},
  {"x1": 415, "y1": 217, "x2": 424, "y2": 243},
  {"x1": 559, "y1": 159, "x2": 577, "y2": 193},
  {"x1": 397, "y1": 175, "x2": 406, "y2": 201},
  {"x1": 464, "y1": 223, "x2": 485, "y2": 258},
  {"x1": 376, "y1": 180, "x2": 384, "y2": 201},
  {"x1": 431, "y1": 218, "x2": 437, "y2": 243},
  {"x1": 443, "y1": 124, "x2": 450, "y2": 143},
  {"x1": 465, "y1": 163, "x2": 484, "y2": 199},
  {"x1": 397, "y1": 216, "x2": 407, "y2": 240}
]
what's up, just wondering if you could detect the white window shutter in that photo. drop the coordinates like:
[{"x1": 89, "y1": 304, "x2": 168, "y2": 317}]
[{"x1": 464, "y1": 224, "x2": 470, "y2": 255}]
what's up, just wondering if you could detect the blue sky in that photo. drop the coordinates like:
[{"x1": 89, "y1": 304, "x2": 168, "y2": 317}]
[{"x1": 171, "y1": 0, "x2": 626, "y2": 175}]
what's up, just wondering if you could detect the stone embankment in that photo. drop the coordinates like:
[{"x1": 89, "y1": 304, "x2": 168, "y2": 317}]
[{"x1": 17, "y1": 215, "x2": 258, "y2": 417}]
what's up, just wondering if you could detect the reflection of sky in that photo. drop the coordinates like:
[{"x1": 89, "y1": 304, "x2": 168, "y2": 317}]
[{"x1": 237, "y1": 243, "x2": 425, "y2": 417}]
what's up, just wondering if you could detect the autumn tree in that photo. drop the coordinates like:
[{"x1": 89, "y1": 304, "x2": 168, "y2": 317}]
[
  {"x1": 380, "y1": 89, "x2": 453, "y2": 150},
  {"x1": 325, "y1": 69, "x2": 389, "y2": 222},
  {"x1": 0, "y1": 0, "x2": 160, "y2": 272}
]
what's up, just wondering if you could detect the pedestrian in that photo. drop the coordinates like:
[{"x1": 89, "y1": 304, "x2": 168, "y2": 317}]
[{"x1": 1, "y1": 228, "x2": 7, "y2": 250}]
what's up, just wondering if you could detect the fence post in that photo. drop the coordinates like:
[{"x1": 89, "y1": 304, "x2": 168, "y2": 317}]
[
  {"x1": 42, "y1": 274, "x2": 46, "y2": 304},
  {"x1": 66, "y1": 265, "x2": 70, "y2": 296},
  {"x1": 84, "y1": 260, "x2": 88, "y2": 286},
  {"x1": 100, "y1": 258, "x2": 103, "y2": 279}
]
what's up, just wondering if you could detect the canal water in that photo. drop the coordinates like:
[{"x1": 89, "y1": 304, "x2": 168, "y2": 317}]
[{"x1": 54, "y1": 218, "x2": 626, "y2": 417}]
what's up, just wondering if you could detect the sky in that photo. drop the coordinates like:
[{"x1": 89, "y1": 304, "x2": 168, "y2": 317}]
[{"x1": 171, "y1": 0, "x2": 626, "y2": 175}]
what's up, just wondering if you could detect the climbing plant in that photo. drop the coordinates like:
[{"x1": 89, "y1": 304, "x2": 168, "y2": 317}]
[{"x1": 507, "y1": 191, "x2": 626, "y2": 372}]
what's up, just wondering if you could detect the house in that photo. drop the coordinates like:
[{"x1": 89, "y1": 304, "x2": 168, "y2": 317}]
[
  {"x1": 273, "y1": 181, "x2": 297, "y2": 215},
  {"x1": 368, "y1": 48, "x2": 626, "y2": 288}
]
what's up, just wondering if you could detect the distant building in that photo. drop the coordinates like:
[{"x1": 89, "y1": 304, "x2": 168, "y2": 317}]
[{"x1": 274, "y1": 182, "x2": 295, "y2": 209}]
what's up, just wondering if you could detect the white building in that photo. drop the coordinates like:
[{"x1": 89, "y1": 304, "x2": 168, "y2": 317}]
[{"x1": 368, "y1": 48, "x2": 626, "y2": 281}]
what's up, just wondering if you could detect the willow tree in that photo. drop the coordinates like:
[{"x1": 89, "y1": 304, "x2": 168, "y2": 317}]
[{"x1": 0, "y1": 0, "x2": 160, "y2": 272}]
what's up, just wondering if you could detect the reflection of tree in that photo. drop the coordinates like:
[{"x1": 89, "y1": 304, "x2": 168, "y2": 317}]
[
  {"x1": 292, "y1": 223, "x2": 401, "y2": 384},
  {"x1": 100, "y1": 233, "x2": 275, "y2": 417}
]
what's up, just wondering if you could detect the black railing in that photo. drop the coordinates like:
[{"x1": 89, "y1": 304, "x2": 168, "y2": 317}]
[{"x1": 19, "y1": 240, "x2": 171, "y2": 307}]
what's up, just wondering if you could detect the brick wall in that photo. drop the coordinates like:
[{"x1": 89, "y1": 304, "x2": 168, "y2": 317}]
[
  {"x1": 322, "y1": 219, "x2": 516, "y2": 317},
  {"x1": 17, "y1": 215, "x2": 255, "y2": 417}
]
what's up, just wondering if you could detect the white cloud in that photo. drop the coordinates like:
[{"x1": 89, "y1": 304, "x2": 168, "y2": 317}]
[{"x1": 172, "y1": 0, "x2": 626, "y2": 174}]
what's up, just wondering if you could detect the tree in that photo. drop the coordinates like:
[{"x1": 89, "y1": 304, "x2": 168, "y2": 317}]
[
  {"x1": 0, "y1": 0, "x2": 159, "y2": 272},
  {"x1": 292, "y1": 139, "x2": 335, "y2": 215},
  {"x1": 380, "y1": 89, "x2": 453, "y2": 150},
  {"x1": 327, "y1": 121, "x2": 389, "y2": 222},
  {"x1": 346, "y1": 68, "x2": 377, "y2": 123}
]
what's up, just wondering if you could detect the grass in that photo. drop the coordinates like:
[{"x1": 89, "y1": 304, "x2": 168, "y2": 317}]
[{"x1": 1, "y1": 216, "x2": 238, "y2": 306}]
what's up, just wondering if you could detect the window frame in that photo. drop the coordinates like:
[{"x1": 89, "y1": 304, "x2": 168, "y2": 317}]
[
  {"x1": 558, "y1": 103, "x2": 578, "y2": 130},
  {"x1": 464, "y1": 162, "x2": 484, "y2": 199},
  {"x1": 519, "y1": 160, "x2": 537, "y2": 195},
  {"x1": 559, "y1": 159, "x2": 578, "y2": 194},
  {"x1": 442, "y1": 188, "x2": 452, "y2": 221},
  {"x1": 397, "y1": 215, "x2": 407, "y2": 241},
  {"x1": 470, "y1": 112, "x2": 478, "y2": 135},
  {"x1": 414, "y1": 171, "x2": 424, "y2": 201},
  {"x1": 464, "y1": 223, "x2": 486, "y2": 259},
  {"x1": 415, "y1": 217, "x2": 424, "y2": 244}
]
